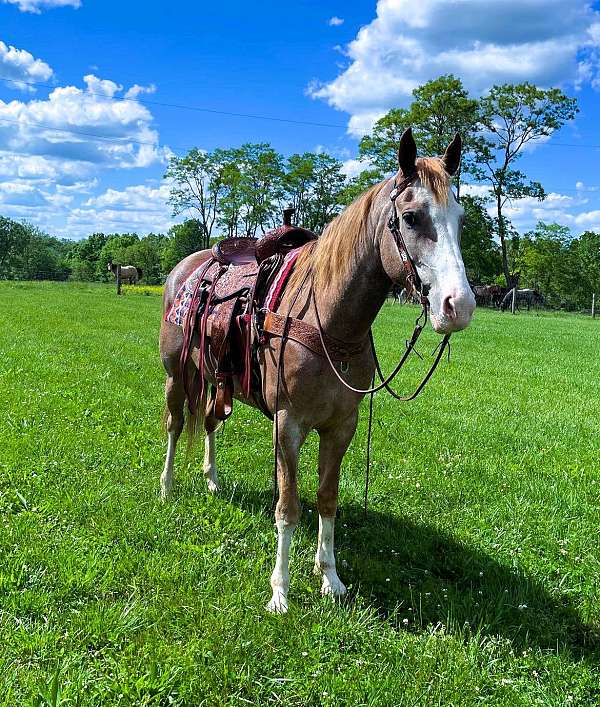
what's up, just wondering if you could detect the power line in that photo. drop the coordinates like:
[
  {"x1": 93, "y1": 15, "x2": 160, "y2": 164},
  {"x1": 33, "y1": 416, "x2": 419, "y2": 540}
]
[
  {"x1": 4, "y1": 75, "x2": 600, "y2": 149},
  {"x1": 0, "y1": 75, "x2": 347, "y2": 129}
]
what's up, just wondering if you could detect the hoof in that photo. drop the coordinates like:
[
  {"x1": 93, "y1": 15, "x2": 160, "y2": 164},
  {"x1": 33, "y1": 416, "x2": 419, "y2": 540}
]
[
  {"x1": 266, "y1": 591, "x2": 289, "y2": 614},
  {"x1": 206, "y1": 479, "x2": 219, "y2": 494},
  {"x1": 321, "y1": 574, "x2": 347, "y2": 599}
]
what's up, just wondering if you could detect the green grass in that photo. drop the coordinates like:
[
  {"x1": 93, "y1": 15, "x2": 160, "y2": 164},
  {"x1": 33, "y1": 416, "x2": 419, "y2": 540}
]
[{"x1": 1, "y1": 280, "x2": 599, "y2": 706}]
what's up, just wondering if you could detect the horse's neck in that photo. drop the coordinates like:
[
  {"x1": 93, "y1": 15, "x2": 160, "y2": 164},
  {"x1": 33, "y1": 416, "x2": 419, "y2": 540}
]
[{"x1": 315, "y1": 199, "x2": 390, "y2": 342}]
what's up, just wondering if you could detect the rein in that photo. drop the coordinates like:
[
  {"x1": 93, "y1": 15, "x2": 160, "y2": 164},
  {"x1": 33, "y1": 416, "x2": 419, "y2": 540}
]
[{"x1": 309, "y1": 173, "x2": 452, "y2": 512}]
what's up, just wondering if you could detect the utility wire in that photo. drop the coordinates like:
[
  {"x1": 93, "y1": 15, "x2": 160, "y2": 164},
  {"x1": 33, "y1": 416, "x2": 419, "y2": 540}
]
[
  {"x1": 4, "y1": 75, "x2": 600, "y2": 149},
  {"x1": 0, "y1": 75, "x2": 346, "y2": 129}
]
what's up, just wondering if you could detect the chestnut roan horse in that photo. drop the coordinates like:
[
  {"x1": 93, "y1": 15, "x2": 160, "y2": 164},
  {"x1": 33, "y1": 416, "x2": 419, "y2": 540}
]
[{"x1": 159, "y1": 129, "x2": 475, "y2": 613}]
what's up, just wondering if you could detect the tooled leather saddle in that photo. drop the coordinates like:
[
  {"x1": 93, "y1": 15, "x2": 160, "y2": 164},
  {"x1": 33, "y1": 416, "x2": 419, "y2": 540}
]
[{"x1": 171, "y1": 207, "x2": 317, "y2": 420}]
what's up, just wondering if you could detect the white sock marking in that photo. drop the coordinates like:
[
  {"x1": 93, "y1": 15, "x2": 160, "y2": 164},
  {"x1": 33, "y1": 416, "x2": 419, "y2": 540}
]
[
  {"x1": 203, "y1": 431, "x2": 219, "y2": 493},
  {"x1": 267, "y1": 520, "x2": 295, "y2": 613},
  {"x1": 315, "y1": 515, "x2": 346, "y2": 599}
]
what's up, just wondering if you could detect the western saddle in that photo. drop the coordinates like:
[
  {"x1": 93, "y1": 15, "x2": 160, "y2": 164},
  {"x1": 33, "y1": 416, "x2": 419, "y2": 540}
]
[{"x1": 180, "y1": 207, "x2": 318, "y2": 420}]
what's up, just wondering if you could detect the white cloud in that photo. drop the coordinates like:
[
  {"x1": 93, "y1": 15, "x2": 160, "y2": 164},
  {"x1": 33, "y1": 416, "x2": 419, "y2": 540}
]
[
  {"x1": 461, "y1": 183, "x2": 600, "y2": 233},
  {"x1": 65, "y1": 183, "x2": 179, "y2": 237},
  {"x1": 2, "y1": 0, "x2": 80, "y2": 13},
  {"x1": 0, "y1": 40, "x2": 53, "y2": 91},
  {"x1": 341, "y1": 157, "x2": 372, "y2": 178},
  {"x1": 311, "y1": 0, "x2": 600, "y2": 136},
  {"x1": 328, "y1": 16, "x2": 344, "y2": 27},
  {"x1": 0, "y1": 74, "x2": 167, "y2": 183},
  {"x1": 124, "y1": 84, "x2": 157, "y2": 100}
]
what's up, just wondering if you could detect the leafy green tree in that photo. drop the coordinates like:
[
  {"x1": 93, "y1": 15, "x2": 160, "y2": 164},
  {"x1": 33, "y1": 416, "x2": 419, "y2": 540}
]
[
  {"x1": 358, "y1": 75, "x2": 481, "y2": 194},
  {"x1": 161, "y1": 219, "x2": 204, "y2": 274},
  {"x1": 474, "y1": 83, "x2": 578, "y2": 286},
  {"x1": 284, "y1": 153, "x2": 346, "y2": 233},
  {"x1": 515, "y1": 222, "x2": 572, "y2": 305},
  {"x1": 460, "y1": 195, "x2": 502, "y2": 283},
  {"x1": 0, "y1": 216, "x2": 29, "y2": 273},
  {"x1": 236, "y1": 143, "x2": 285, "y2": 235},
  {"x1": 98, "y1": 233, "x2": 140, "y2": 279},
  {"x1": 165, "y1": 148, "x2": 227, "y2": 250},
  {"x1": 122, "y1": 233, "x2": 167, "y2": 284}
]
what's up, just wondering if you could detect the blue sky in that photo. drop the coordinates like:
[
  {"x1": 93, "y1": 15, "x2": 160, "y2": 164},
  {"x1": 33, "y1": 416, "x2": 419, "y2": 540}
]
[{"x1": 1, "y1": 0, "x2": 600, "y2": 238}]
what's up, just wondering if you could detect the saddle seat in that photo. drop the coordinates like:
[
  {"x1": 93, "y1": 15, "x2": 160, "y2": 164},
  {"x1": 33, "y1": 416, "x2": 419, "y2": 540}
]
[{"x1": 211, "y1": 207, "x2": 317, "y2": 266}]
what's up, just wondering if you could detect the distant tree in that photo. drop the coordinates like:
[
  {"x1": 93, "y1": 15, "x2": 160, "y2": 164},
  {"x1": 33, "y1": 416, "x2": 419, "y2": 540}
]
[
  {"x1": 284, "y1": 153, "x2": 346, "y2": 233},
  {"x1": 0, "y1": 216, "x2": 29, "y2": 273},
  {"x1": 473, "y1": 83, "x2": 578, "y2": 287},
  {"x1": 165, "y1": 148, "x2": 227, "y2": 250},
  {"x1": 460, "y1": 195, "x2": 502, "y2": 283},
  {"x1": 98, "y1": 233, "x2": 140, "y2": 279},
  {"x1": 122, "y1": 233, "x2": 167, "y2": 284},
  {"x1": 161, "y1": 219, "x2": 204, "y2": 274},
  {"x1": 236, "y1": 143, "x2": 285, "y2": 235}
]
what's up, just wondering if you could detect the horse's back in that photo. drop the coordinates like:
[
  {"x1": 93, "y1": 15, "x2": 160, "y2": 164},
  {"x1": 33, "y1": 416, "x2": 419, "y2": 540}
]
[{"x1": 163, "y1": 249, "x2": 213, "y2": 314}]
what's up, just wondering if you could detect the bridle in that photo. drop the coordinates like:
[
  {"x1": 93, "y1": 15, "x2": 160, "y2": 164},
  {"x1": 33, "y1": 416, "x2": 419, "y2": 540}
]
[{"x1": 311, "y1": 172, "x2": 451, "y2": 399}]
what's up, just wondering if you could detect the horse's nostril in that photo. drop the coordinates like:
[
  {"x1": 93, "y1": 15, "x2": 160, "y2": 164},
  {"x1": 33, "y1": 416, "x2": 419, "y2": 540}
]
[{"x1": 443, "y1": 295, "x2": 456, "y2": 319}]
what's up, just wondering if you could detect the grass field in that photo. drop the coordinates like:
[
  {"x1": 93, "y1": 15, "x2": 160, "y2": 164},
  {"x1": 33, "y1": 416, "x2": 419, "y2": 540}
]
[{"x1": 1, "y1": 281, "x2": 599, "y2": 706}]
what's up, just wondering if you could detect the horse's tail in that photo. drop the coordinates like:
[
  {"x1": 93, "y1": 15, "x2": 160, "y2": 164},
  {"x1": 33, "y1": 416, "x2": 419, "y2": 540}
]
[
  {"x1": 135, "y1": 267, "x2": 143, "y2": 280},
  {"x1": 185, "y1": 385, "x2": 207, "y2": 456},
  {"x1": 161, "y1": 382, "x2": 206, "y2": 455}
]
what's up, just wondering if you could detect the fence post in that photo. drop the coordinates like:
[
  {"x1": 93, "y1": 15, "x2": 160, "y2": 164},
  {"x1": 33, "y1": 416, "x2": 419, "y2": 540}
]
[
  {"x1": 593, "y1": 293, "x2": 596, "y2": 319},
  {"x1": 116, "y1": 264, "x2": 122, "y2": 295},
  {"x1": 511, "y1": 286, "x2": 517, "y2": 315}
]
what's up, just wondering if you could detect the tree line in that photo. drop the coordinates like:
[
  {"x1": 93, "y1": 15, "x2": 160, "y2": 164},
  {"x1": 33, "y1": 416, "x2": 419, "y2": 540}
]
[{"x1": 0, "y1": 75, "x2": 598, "y2": 308}]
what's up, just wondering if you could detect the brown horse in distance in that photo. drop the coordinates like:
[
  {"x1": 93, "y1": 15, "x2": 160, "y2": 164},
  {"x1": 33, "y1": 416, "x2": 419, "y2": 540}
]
[{"x1": 159, "y1": 129, "x2": 475, "y2": 612}]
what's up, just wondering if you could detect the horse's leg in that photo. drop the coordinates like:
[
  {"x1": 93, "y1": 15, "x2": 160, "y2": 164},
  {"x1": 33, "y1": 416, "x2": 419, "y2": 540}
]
[
  {"x1": 314, "y1": 411, "x2": 358, "y2": 599},
  {"x1": 160, "y1": 374, "x2": 185, "y2": 500},
  {"x1": 267, "y1": 411, "x2": 306, "y2": 614},
  {"x1": 203, "y1": 412, "x2": 222, "y2": 493}
]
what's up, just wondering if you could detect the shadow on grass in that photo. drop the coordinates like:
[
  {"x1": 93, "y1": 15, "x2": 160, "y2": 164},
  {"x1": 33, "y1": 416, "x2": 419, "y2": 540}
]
[{"x1": 226, "y1": 482, "x2": 599, "y2": 660}]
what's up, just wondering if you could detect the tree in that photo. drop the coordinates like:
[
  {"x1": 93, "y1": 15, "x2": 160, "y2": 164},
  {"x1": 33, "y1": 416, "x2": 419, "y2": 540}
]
[
  {"x1": 236, "y1": 143, "x2": 285, "y2": 235},
  {"x1": 474, "y1": 83, "x2": 578, "y2": 287},
  {"x1": 516, "y1": 222, "x2": 573, "y2": 305},
  {"x1": 165, "y1": 148, "x2": 227, "y2": 250},
  {"x1": 161, "y1": 219, "x2": 204, "y2": 274},
  {"x1": 459, "y1": 195, "x2": 502, "y2": 283},
  {"x1": 358, "y1": 75, "x2": 481, "y2": 194},
  {"x1": 284, "y1": 153, "x2": 346, "y2": 233}
]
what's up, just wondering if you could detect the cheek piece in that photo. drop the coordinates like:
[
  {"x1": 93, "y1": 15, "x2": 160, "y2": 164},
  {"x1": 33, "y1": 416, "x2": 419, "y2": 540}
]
[{"x1": 387, "y1": 176, "x2": 428, "y2": 310}]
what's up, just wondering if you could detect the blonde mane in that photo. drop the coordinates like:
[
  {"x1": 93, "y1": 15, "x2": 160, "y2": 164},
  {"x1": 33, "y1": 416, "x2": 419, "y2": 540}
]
[{"x1": 289, "y1": 156, "x2": 449, "y2": 292}]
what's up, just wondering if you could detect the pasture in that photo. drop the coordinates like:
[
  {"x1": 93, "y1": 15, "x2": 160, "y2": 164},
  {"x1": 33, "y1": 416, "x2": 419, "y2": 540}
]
[{"x1": 1, "y1": 281, "x2": 599, "y2": 705}]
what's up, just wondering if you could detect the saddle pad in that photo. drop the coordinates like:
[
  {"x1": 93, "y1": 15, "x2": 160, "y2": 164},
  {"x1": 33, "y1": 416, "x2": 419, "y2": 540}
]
[
  {"x1": 263, "y1": 247, "x2": 303, "y2": 312},
  {"x1": 165, "y1": 260, "x2": 258, "y2": 327}
]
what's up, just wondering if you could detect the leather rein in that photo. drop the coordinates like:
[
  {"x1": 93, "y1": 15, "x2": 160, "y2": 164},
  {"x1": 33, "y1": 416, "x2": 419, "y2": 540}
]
[{"x1": 311, "y1": 173, "x2": 451, "y2": 399}]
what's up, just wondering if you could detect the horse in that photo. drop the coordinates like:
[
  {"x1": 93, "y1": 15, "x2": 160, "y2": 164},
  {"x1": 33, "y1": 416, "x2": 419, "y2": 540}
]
[
  {"x1": 500, "y1": 288, "x2": 544, "y2": 312},
  {"x1": 158, "y1": 129, "x2": 476, "y2": 613},
  {"x1": 472, "y1": 284, "x2": 508, "y2": 308},
  {"x1": 107, "y1": 261, "x2": 143, "y2": 285}
]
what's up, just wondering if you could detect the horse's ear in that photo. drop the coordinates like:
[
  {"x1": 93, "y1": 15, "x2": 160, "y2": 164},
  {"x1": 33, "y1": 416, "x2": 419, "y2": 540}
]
[
  {"x1": 397, "y1": 127, "x2": 417, "y2": 177},
  {"x1": 442, "y1": 133, "x2": 462, "y2": 176}
]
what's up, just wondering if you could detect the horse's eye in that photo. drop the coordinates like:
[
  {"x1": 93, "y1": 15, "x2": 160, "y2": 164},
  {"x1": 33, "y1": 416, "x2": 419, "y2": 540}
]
[{"x1": 403, "y1": 211, "x2": 417, "y2": 227}]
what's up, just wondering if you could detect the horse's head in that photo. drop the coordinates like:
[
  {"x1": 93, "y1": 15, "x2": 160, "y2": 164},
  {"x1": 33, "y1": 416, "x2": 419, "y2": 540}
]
[
  {"x1": 107, "y1": 261, "x2": 113, "y2": 273},
  {"x1": 380, "y1": 129, "x2": 475, "y2": 334}
]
